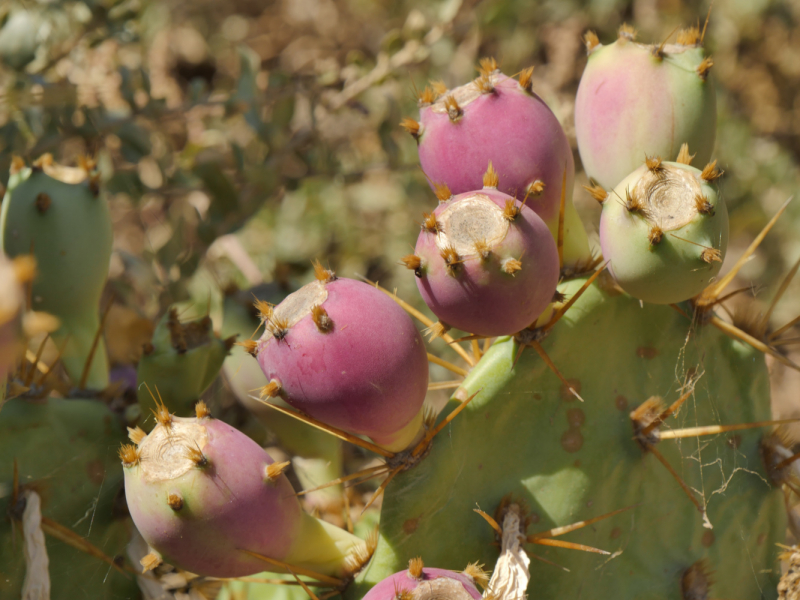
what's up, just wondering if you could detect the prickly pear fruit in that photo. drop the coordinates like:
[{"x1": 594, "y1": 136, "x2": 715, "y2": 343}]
[
  {"x1": 409, "y1": 181, "x2": 559, "y2": 336},
  {"x1": 255, "y1": 272, "x2": 428, "y2": 453},
  {"x1": 0, "y1": 156, "x2": 112, "y2": 389},
  {"x1": 575, "y1": 27, "x2": 716, "y2": 190},
  {"x1": 0, "y1": 8, "x2": 43, "y2": 71},
  {"x1": 362, "y1": 558, "x2": 483, "y2": 600},
  {"x1": 353, "y1": 275, "x2": 782, "y2": 600},
  {"x1": 122, "y1": 406, "x2": 366, "y2": 578},
  {"x1": 0, "y1": 253, "x2": 27, "y2": 378},
  {"x1": 137, "y1": 308, "x2": 234, "y2": 425},
  {"x1": 409, "y1": 63, "x2": 591, "y2": 267},
  {"x1": 599, "y1": 158, "x2": 727, "y2": 304},
  {"x1": 0, "y1": 397, "x2": 137, "y2": 600}
]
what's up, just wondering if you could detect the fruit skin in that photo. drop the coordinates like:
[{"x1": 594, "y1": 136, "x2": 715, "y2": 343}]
[
  {"x1": 362, "y1": 567, "x2": 482, "y2": 600},
  {"x1": 137, "y1": 308, "x2": 232, "y2": 426},
  {"x1": 0, "y1": 397, "x2": 137, "y2": 600},
  {"x1": 123, "y1": 415, "x2": 364, "y2": 578},
  {"x1": 599, "y1": 161, "x2": 728, "y2": 304},
  {"x1": 575, "y1": 38, "x2": 716, "y2": 190},
  {"x1": 350, "y1": 275, "x2": 783, "y2": 600},
  {"x1": 256, "y1": 277, "x2": 428, "y2": 452},
  {"x1": 414, "y1": 188, "x2": 559, "y2": 336},
  {"x1": 0, "y1": 161, "x2": 112, "y2": 390},
  {"x1": 0, "y1": 253, "x2": 25, "y2": 379},
  {"x1": 416, "y1": 71, "x2": 591, "y2": 267}
]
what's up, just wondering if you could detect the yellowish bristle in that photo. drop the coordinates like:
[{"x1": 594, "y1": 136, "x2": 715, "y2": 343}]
[
  {"x1": 694, "y1": 193, "x2": 715, "y2": 216},
  {"x1": 433, "y1": 182, "x2": 452, "y2": 202},
  {"x1": 195, "y1": 400, "x2": 211, "y2": 419},
  {"x1": 677, "y1": 27, "x2": 701, "y2": 46},
  {"x1": 463, "y1": 562, "x2": 490, "y2": 589},
  {"x1": 475, "y1": 73, "x2": 495, "y2": 94},
  {"x1": 265, "y1": 460, "x2": 291, "y2": 482},
  {"x1": 478, "y1": 57, "x2": 498, "y2": 76},
  {"x1": 483, "y1": 161, "x2": 499, "y2": 188},
  {"x1": 701, "y1": 248, "x2": 722, "y2": 263},
  {"x1": 10, "y1": 155, "x2": 25, "y2": 174},
  {"x1": 527, "y1": 180, "x2": 545, "y2": 196},
  {"x1": 583, "y1": 183, "x2": 608, "y2": 204},
  {"x1": 503, "y1": 199, "x2": 521, "y2": 221},
  {"x1": 408, "y1": 557, "x2": 425, "y2": 579},
  {"x1": 424, "y1": 321, "x2": 450, "y2": 342},
  {"x1": 584, "y1": 31, "x2": 600, "y2": 52},
  {"x1": 648, "y1": 225, "x2": 663, "y2": 246},
  {"x1": 501, "y1": 257, "x2": 523, "y2": 275},
  {"x1": 676, "y1": 143, "x2": 695, "y2": 165},
  {"x1": 645, "y1": 155, "x2": 664, "y2": 175},
  {"x1": 254, "y1": 299, "x2": 274, "y2": 321},
  {"x1": 440, "y1": 245, "x2": 462, "y2": 275},
  {"x1": 260, "y1": 380, "x2": 282, "y2": 399},
  {"x1": 236, "y1": 339, "x2": 259, "y2": 356},
  {"x1": 12, "y1": 255, "x2": 37, "y2": 284},
  {"x1": 400, "y1": 254, "x2": 423, "y2": 272},
  {"x1": 186, "y1": 445, "x2": 208, "y2": 468},
  {"x1": 167, "y1": 493, "x2": 184, "y2": 511},
  {"x1": 32, "y1": 153, "x2": 54, "y2": 169},
  {"x1": 701, "y1": 160, "x2": 723, "y2": 182},
  {"x1": 417, "y1": 86, "x2": 436, "y2": 106},
  {"x1": 618, "y1": 23, "x2": 637, "y2": 41},
  {"x1": 311, "y1": 304, "x2": 334, "y2": 333},
  {"x1": 140, "y1": 552, "x2": 162, "y2": 573},
  {"x1": 697, "y1": 56, "x2": 714, "y2": 81},
  {"x1": 119, "y1": 443, "x2": 140, "y2": 467},
  {"x1": 312, "y1": 259, "x2": 336, "y2": 283},
  {"x1": 422, "y1": 211, "x2": 441, "y2": 233},
  {"x1": 519, "y1": 66, "x2": 535, "y2": 92},
  {"x1": 127, "y1": 426, "x2": 147, "y2": 445},
  {"x1": 444, "y1": 95, "x2": 463, "y2": 122},
  {"x1": 400, "y1": 117, "x2": 421, "y2": 140},
  {"x1": 474, "y1": 238, "x2": 492, "y2": 260}
]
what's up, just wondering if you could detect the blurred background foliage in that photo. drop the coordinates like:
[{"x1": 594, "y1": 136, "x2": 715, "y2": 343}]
[{"x1": 1, "y1": 0, "x2": 800, "y2": 401}]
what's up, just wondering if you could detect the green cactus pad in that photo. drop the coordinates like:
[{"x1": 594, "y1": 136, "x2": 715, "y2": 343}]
[
  {"x1": 0, "y1": 397, "x2": 137, "y2": 600},
  {"x1": 351, "y1": 276, "x2": 783, "y2": 600},
  {"x1": 0, "y1": 161, "x2": 112, "y2": 390}
]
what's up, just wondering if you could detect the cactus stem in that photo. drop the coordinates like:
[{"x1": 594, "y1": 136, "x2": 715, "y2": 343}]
[
  {"x1": 424, "y1": 321, "x2": 451, "y2": 342},
  {"x1": 648, "y1": 445, "x2": 705, "y2": 514},
  {"x1": 528, "y1": 340, "x2": 584, "y2": 402},
  {"x1": 427, "y1": 380, "x2": 464, "y2": 391},
  {"x1": 483, "y1": 161, "x2": 499, "y2": 188},
  {"x1": 360, "y1": 276, "x2": 474, "y2": 366},
  {"x1": 700, "y1": 160, "x2": 723, "y2": 182},
  {"x1": 195, "y1": 401, "x2": 211, "y2": 419},
  {"x1": 237, "y1": 339, "x2": 259, "y2": 356},
  {"x1": 296, "y1": 465, "x2": 389, "y2": 497},
  {"x1": 658, "y1": 417, "x2": 800, "y2": 440},
  {"x1": 583, "y1": 31, "x2": 600, "y2": 53},
  {"x1": 409, "y1": 390, "x2": 480, "y2": 459},
  {"x1": 140, "y1": 552, "x2": 163, "y2": 573},
  {"x1": 400, "y1": 118, "x2": 422, "y2": 141},
  {"x1": 241, "y1": 549, "x2": 345, "y2": 586},
  {"x1": 758, "y1": 255, "x2": 800, "y2": 335},
  {"x1": 433, "y1": 182, "x2": 453, "y2": 203},
  {"x1": 557, "y1": 167, "x2": 567, "y2": 270},
  {"x1": 127, "y1": 426, "x2": 147, "y2": 445},
  {"x1": 312, "y1": 259, "x2": 336, "y2": 283},
  {"x1": 251, "y1": 394, "x2": 396, "y2": 457},
  {"x1": 501, "y1": 257, "x2": 523, "y2": 276},
  {"x1": 518, "y1": 66, "x2": 535, "y2": 93},
  {"x1": 167, "y1": 493, "x2": 184, "y2": 511},
  {"x1": 478, "y1": 57, "x2": 498, "y2": 77},
  {"x1": 444, "y1": 95, "x2": 463, "y2": 122},
  {"x1": 35, "y1": 193, "x2": 51, "y2": 214},
  {"x1": 408, "y1": 557, "x2": 425, "y2": 580},
  {"x1": 528, "y1": 505, "x2": 634, "y2": 541},
  {"x1": 426, "y1": 352, "x2": 469, "y2": 377},
  {"x1": 362, "y1": 466, "x2": 403, "y2": 513},
  {"x1": 697, "y1": 57, "x2": 714, "y2": 81},
  {"x1": 583, "y1": 183, "x2": 608, "y2": 204},
  {"x1": 421, "y1": 211, "x2": 441, "y2": 234},
  {"x1": 78, "y1": 299, "x2": 113, "y2": 390},
  {"x1": 311, "y1": 305, "x2": 334, "y2": 333},
  {"x1": 528, "y1": 537, "x2": 610, "y2": 555},
  {"x1": 475, "y1": 74, "x2": 496, "y2": 95},
  {"x1": 265, "y1": 460, "x2": 291, "y2": 482},
  {"x1": 676, "y1": 143, "x2": 695, "y2": 165},
  {"x1": 681, "y1": 560, "x2": 713, "y2": 600}
]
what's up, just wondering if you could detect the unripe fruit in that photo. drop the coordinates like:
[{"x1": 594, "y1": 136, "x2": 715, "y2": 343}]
[
  {"x1": 575, "y1": 27, "x2": 716, "y2": 190},
  {"x1": 599, "y1": 158, "x2": 727, "y2": 304},
  {"x1": 411, "y1": 185, "x2": 559, "y2": 336},
  {"x1": 256, "y1": 274, "x2": 428, "y2": 453}
]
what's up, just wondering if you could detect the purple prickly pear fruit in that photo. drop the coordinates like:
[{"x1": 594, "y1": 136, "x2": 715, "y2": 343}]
[
  {"x1": 599, "y1": 157, "x2": 727, "y2": 304},
  {"x1": 409, "y1": 62, "x2": 590, "y2": 267},
  {"x1": 406, "y1": 169, "x2": 559, "y2": 336},
  {"x1": 122, "y1": 404, "x2": 365, "y2": 578},
  {"x1": 575, "y1": 26, "x2": 716, "y2": 190},
  {"x1": 255, "y1": 269, "x2": 429, "y2": 453},
  {"x1": 362, "y1": 558, "x2": 484, "y2": 600}
]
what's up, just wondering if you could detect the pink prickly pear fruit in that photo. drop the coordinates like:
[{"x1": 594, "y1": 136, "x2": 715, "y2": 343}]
[
  {"x1": 407, "y1": 169, "x2": 559, "y2": 337},
  {"x1": 575, "y1": 26, "x2": 716, "y2": 190},
  {"x1": 362, "y1": 558, "x2": 485, "y2": 600},
  {"x1": 255, "y1": 270, "x2": 429, "y2": 453},
  {"x1": 122, "y1": 404, "x2": 365, "y2": 578},
  {"x1": 598, "y1": 157, "x2": 727, "y2": 304},
  {"x1": 407, "y1": 61, "x2": 590, "y2": 267}
]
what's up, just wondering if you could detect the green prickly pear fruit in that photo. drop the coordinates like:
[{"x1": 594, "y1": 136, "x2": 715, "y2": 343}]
[
  {"x1": 599, "y1": 158, "x2": 727, "y2": 304},
  {"x1": 0, "y1": 396, "x2": 137, "y2": 600},
  {"x1": 137, "y1": 307, "x2": 235, "y2": 425},
  {"x1": 575, "y1": 26, "x2": 716, "y2": 190},
  {"x1": 351, "y1": 275, "x2": 783, "y2": 600},
  {"x1": 0, "y1": 155, "x2": 112, "y2": 390}
]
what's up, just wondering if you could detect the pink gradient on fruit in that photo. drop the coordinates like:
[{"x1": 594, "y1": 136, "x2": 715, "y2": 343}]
[{"x1": 362, "y1": 568, "x2": 482, "y2": 600}]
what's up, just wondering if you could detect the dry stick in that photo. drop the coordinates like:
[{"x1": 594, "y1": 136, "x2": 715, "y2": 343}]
[
  {"x1": 557, "y1": 167, "x2": 567, "y2": 270},
  {"x1": 472, "y1": 339, "x2": 482, "y2": 362},
  {"x1": 648, "y1": 445, "x2": 705, "y2": 514},
  {"x1": 709, "y1": 315, "x2": 800, "y2": 373},
  {"x1": 296, "y1": 465, "x2": 388, "y2": 497},
  {"x1": 528, "y1": 537, "x2": 610, "y2": 556},
  {"x1": 705, "y1": 197, "x2": 792, "y2": 301},
  {"x1": 770, "y1": 314, "x2": 800, "y2": 342},
  {"x1": 361, "y1": 277, "x2": 474, "y2": 367},
  {"x1": 287, "y1": 567, "x2": 321, "y2": 600},
  {"x1": 659, "y1": 417, "x2": 800, "y2": 440},
  {"x1": 542, "y1": 262, "x2": 608, "y2": 333},
  {"x1": 528, "y1": 553, "x2": 570, "y2": 572},
  {"x1": 40, "y1": 517, "x2": 132, "y2": 576},
  {"x1": 250, "y1": 396, "x2": 395, "y2": 458},
  {"x1": 240, "y1": 550, "x2": 344, "y2": 586},
  {"x1": 758, "y1": 255, "x2": 800, "y2": 334},
  {"x1": 362, "y1": 466, "x2": 402, "y2": 513},
  {"x1": 411, "y1": 390, "x2": 480, "y2": 458},
  {"x1": 775, "y1": 450, "x2": 800, "y2": 471},
  {"x1": 528, "y1": 506, "x2": 635, "y2": 540},
  {"x1": 473, "y1": 508, "x2": 503, "y2": 535},
  {"x1": 529, "y1": 340, "x2": 584, "y2": 402},
  {"x1": 24, "y1": 334, "x2": 50, "y2": 386},
  {"x1": 774, "y1": 337, "x2": 800, "y2": 347},
  {"x1": 427, "y1": 380, "x2": 464, "y2": 391},
  {"x1": 427, "y1": 353, "x2": 469, "y2": 377},
  {"x1": 79, "y1": 299, "x2": 114, "y2": 390},
  {"x1": 483, "y1": 337, "x2": 492, "y2": 354}
]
